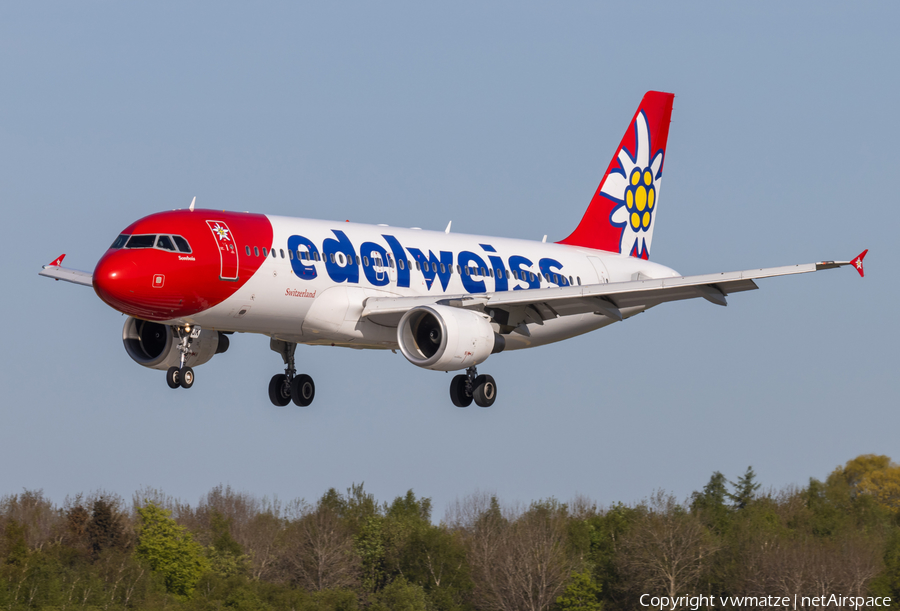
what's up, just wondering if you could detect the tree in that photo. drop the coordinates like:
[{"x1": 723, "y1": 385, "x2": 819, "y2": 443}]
[
  {"x1": 616, "y1": 491, "x2": 719, "y2": 604},
  {"x1": 135, "y1": 502, "x2": 209, "y2": 597},
  {"x1": 691, "y1": 472, "x2": 730, "y2": 534},
  {"x1": 727, "y1": 467, "x2": 761, "y2": 510},
  {"x1": 88, "y1": 496, "x2": 127, "y2": 558},
  {"x1": 556, "y1": 570, "x2": 603, "y2": 611},
  {"x1": 281, "y1": 497, "x2": 359, "y2": 591}
]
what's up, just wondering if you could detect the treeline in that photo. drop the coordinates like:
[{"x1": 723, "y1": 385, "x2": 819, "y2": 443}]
[{"x1": 1, "y1": 455, "x2": 898, "y2": 610}]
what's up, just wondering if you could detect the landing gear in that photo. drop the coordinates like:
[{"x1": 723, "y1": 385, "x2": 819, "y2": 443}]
[
  {"x1": 165, "y1": 326, "x2": 200, "y2": 390},
  {"x1": 269, "y1": 339, "x2": 316, "y2": 407},
  {"x1": 291, "y1": 374, "x2": 315, "y2": 407},
  {"x1": 268, "y1": 374, "x2": 291, "y2": 407},
  {"x1": 450, "y1": 366, "x2": 496, "y2": 408}
]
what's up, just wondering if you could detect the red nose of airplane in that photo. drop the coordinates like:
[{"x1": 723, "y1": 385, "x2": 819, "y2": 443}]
[{"x1": 93, "y1": 250, "x2": 140, "y2": 314}]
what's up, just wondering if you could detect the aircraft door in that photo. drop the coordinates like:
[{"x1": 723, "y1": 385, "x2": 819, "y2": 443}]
[
  {"x1": 206, "y1": 220, "x2": 239, "y2": 281},
  {"x1": 587, "y1": 256, "x2": 610, "y2": 284}
]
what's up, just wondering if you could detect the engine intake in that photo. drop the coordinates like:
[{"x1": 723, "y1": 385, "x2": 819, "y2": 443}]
[
  {"x1": 122, "y1": 317, "x2": 225, "y2": 371},
  {"x1": 397, "y1": 305, "x2": 504, "y2": 371}
]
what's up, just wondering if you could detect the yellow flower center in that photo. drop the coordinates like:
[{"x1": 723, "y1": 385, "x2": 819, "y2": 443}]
[{"x1": 625, "y1": 168, "x2": 655, "y2": 231}]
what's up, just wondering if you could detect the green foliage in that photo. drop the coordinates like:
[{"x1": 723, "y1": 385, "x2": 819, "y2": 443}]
[
  {"x1": 136, "y1": 502, "x2": 210, "y2": 598},
  {"x1": 556, "y1": 570, "x2": 603, "y2": 611},
  {"x1": 368, "y1": 577, "x2": 428, "y2": 611},
  {"x1": 354, "y1": 515, "x2": 386, "y2": 592},
  {"x1": 691, "y1": 471, "x2": 731, "y2": 534},
  {"x1": 727, "y1": 466, "x2": 761, "y2": 510},
  {"x1": 0, "y1": 457, "x2": 897, "y2": 611}
]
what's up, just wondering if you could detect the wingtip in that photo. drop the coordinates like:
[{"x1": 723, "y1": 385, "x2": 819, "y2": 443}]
[
  {"x1": 47, "y1": 254, "x2": 66, "y2": 267},
  {"x1": 852, "y1": 249, "x2": 868, "y2": 277}
]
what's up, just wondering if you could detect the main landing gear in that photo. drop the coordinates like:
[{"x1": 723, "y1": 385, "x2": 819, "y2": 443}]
[
  {"x1": 269, "y1": 339, "x2": 316, "y2": 407},
  {"x1": 166, "y1": 325, "x2": 199, "y2": 390},
  {"x1": 450, "y1": 366, "x2": 497, "y2": 408}
]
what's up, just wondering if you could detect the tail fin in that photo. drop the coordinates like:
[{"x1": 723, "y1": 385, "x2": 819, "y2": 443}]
[{"x1": 558, "y1": 91, "x2": 674, "y2": 259}]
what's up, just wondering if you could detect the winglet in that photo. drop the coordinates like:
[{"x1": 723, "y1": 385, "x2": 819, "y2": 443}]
[
  {"x1": 47, "y1": 254, "x2": 66, "y2": 267},
  {"x1": 851, "y1": 249, "x2": 868, "y2": 277}
]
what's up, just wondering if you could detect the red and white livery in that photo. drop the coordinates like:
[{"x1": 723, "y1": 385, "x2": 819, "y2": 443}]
[{"x1": 40, "y1": 92, "x2": 867, "y2": 407}]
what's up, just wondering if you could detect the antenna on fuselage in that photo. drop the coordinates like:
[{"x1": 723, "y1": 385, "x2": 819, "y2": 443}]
[
  {"x1": 542, "y1": 235, "x2": 547, "y2": 243},
  {"x1": 445, "y1": 221, "x2": 452, "y2": 234},
  {"x1": 189, "y1": 196, "x2": 196, "y2": 212}
]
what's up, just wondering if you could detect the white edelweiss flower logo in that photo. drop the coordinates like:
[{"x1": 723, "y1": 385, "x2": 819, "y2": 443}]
[
  {"x1": 212, "y1": 223, "x2": 231, "y2": 242},
  {"x1": 604, "y1": 111, "x2": 663, "y2": 258}
]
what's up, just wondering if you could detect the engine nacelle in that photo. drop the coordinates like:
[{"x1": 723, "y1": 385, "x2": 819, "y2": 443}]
[
  {"x1": 397, "y1": 305, "x2": 505, "y2": 371},
  {"x1": 122, "y1": 317, "x2": 227, "y2": 371}
]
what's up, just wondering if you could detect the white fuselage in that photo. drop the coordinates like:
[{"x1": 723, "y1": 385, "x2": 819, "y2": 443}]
[{"x1": 177, "y1": 216, "x2": 680, "y2": 351}]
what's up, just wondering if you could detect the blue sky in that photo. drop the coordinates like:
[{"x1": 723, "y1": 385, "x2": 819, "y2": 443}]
[{"x1": 1, "y1": 2, "x2": 897, "y2": 516}]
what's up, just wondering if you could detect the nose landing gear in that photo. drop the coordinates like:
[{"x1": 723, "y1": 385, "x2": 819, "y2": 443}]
[
  {"x1": 450, "y1": 366, "x2": 496, "y2": 408},
  {"x1": 165, "y1": 326, "x2": 198, "y2": 389},
  {"x1": 269, "y1": 339, "x2": 316, "y2": 407}
]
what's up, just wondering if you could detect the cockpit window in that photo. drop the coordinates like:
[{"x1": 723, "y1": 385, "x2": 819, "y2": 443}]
[
  {"x1": 156, "y1": 235, "x2": 176, "y2": 251},
  {"x1": 110, "y1": 235, "x2": 129, "y2": 249},
  {"x1": 173, "y1": 236, "x2": 191, "y2": 253},
  {"x1": 125, "y1": 235, "x2": 156, "y2": 249}
]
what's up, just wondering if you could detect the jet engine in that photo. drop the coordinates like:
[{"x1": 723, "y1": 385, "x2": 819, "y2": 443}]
[
  {"x1": 397, "y1": 304, "x2": 505, "y2": 371},
  {"x1": 122, "y1": 317, "x2": 228, "y2": 371}
]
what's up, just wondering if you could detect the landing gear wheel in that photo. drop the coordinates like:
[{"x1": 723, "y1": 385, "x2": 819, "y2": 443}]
[
  {"x1": 291, "y1": 374, "x2": 315, "y2": 407},
  {"x1": 268, "y1": 374, "x2": 291, "y2": 407},
  {"x1": 166, "y1": 367, "x2": 181, "y2": 389},
  {"x1": 473, "y1": 374, "x2": 497, "y2": 408},
  {"x1": 179, "y1": 366, "x2": 194, "y2": 389},
  {"x1": 450, "y1": 374, "x2": 473, "y2": 408}
]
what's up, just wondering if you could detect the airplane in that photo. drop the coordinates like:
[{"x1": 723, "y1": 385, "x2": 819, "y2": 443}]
[{"x1": 39, "y1": 91, "x2": 867, "y2": 408}]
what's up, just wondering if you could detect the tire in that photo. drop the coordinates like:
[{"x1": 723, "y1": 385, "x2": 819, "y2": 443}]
[
  {"x1": 473, "y1": 374, "x2": 497, "y2": 408},
  {"x1": 450, "y1": 374, "x2": 472, "y2": 408},
  {"x1": 166, "y1": 366, "x2": 181, "y2": 389},
  {"x1": 268, "y1": 374, "x2": 291, "y2": 407},
  {"x1": 291, "y1": 374, "x2": 315, "y2": 407},
  {"x1": 179, "y1": 366, "x2": 194, "y2": 389}
]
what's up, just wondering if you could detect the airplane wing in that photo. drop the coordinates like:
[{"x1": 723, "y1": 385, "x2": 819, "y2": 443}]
[
  {"x1": 361, "y1": 251, "x2": 868, "y2": 329},
  {"x1": 38, "y1": 254, "x2": 94, "y2": 287}
]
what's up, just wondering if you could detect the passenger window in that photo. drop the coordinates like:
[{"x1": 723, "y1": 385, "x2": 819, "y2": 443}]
[
  {"x1": 456, "y1": 265, "x2": 461, "y2": 274},
  {"x1": 288, "y1": 250, "x2": 294, "y2": 260},
  {"x1": 529, "y1": 272, "x2": 535, "y2": 282},
  {"x1": 415, "y1": 261, "x2": 420, "y2": 271},
  {"x1": 262, "y1": 247, "x2": 268, "y2": 257},
  {"x1": 156, "y1": 235, "x2": 176, "y2": 251},
  {"x1": 126, "y1": 235, "x2": 156, "y2": 249},
  {"x1": 330, "y1": 253, "x2": 335, "y2": 264},
  {"x1": 173, "y1": 236, "x2": 191, "y2": 253},
  {"x1": 440, "y1": 263, "x2": 446, "y2": 274},
  {"x1": 553, "y1": 274, "x2": 558, "y2": 284},
  {"x1": 398, "y1": 259, "x2": 405, "y2": 270},
  {"x1": 110, "y1": 234, "x2": 129, "y2": 249},
  {"x1": 489, "y1": 268, "x2": 494, "y2": 278},
  {"x1": 363, "y1": 256, "x2": 369, "y2": 266},
  {"x1": 246, "y1": 246, "x2": 251, "y2": 256},
  {"x1": 480, "y1": 267, "x2": 486, "y2": 277},
  {"x1": 388, "y1": 256, "x2": 394, "y2": 268},
  {"x1": 577, "y1": 276, "x2": 581, "y2": 285},
  {"x1": 464, "y1": 267, "x2": 470, "y2": 276},
  {"x1": 280, "y1": 249, "x2": 285, "y2": 258},
  {"x1": 254, "y1": 246, "x2": 259, "y2": 257},
  {"x1": 569, "y1": 276, "x2": 573, "y2": 285},
  {"x1": 314, "y1": 252, "x2": 320, "y2": 262}
]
